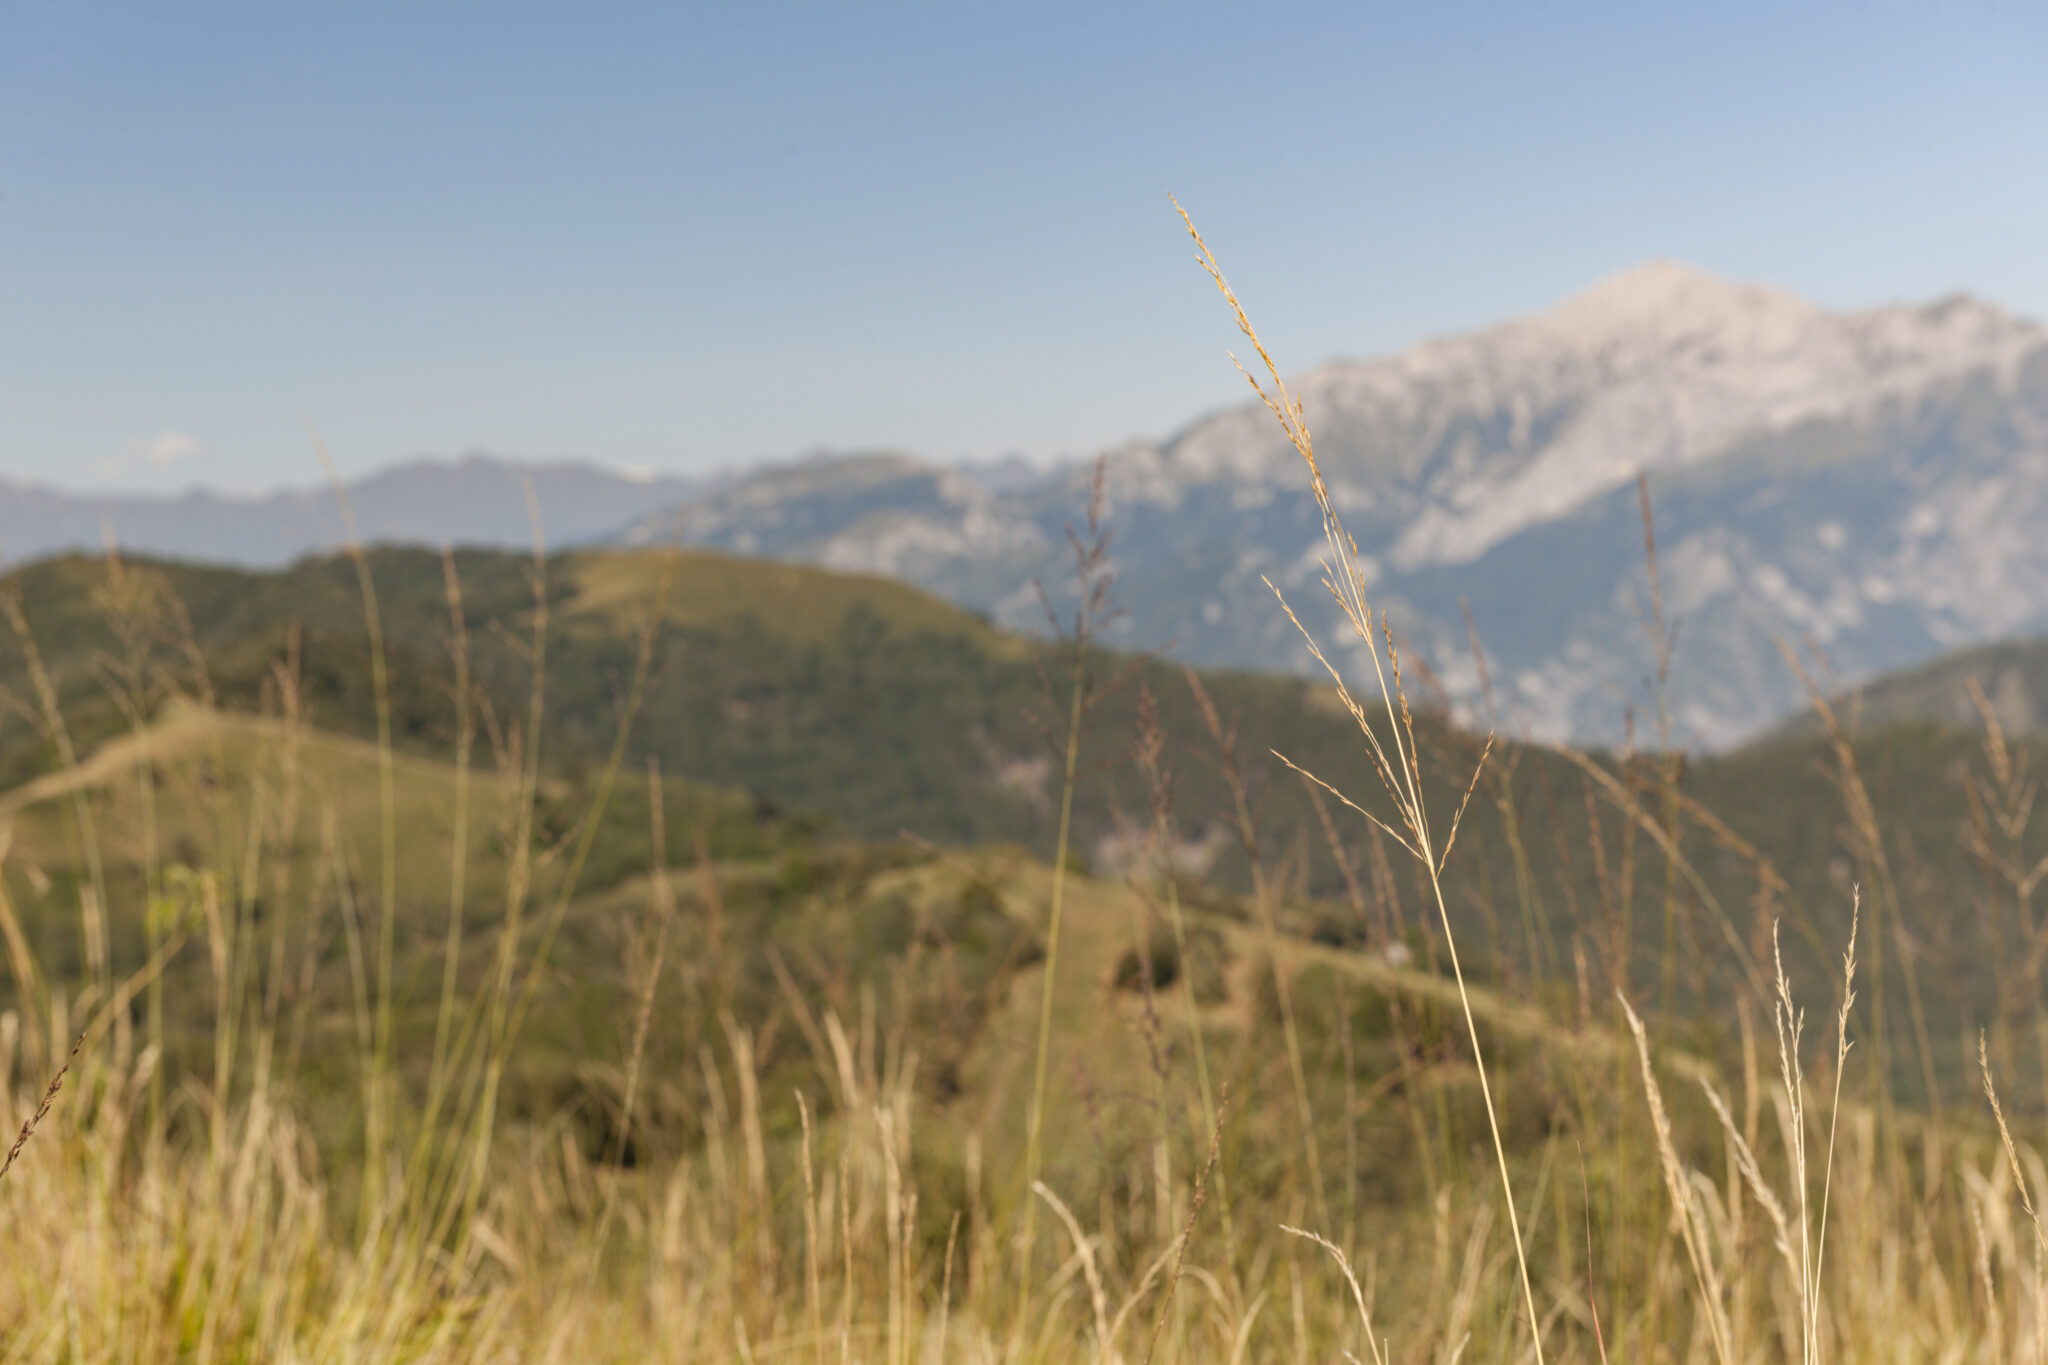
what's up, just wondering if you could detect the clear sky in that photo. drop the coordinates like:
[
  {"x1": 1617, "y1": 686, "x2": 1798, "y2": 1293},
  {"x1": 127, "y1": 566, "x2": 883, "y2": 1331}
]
[{"x1": 5, "y1": 1, "x2": 2046, "y2": 494}]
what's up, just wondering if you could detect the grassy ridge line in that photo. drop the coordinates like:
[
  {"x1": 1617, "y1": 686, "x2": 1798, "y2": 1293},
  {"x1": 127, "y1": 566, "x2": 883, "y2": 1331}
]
[
  {"x1": 0, "y1": 695, "x2": 1734, "y2": 1158},
  {"x1": 1, "y1": 544, "x2": 2043, "y2": 1107}
]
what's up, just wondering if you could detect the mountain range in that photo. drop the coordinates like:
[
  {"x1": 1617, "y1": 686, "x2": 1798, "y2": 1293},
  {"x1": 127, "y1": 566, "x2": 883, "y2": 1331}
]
[
  {"x1": 0, "y1": 455, "x2": 695, "y2": 567},
  {"x1": 14, "y1": 261, "x2": 2048, "y2": 747},
  {"x1": 621, "y1": 261, "x2": 2048, "y2": 747}
]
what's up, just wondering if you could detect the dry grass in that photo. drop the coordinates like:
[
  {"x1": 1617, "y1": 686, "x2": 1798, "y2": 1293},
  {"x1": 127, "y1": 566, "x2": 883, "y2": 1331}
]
[
  {"x1": 1176, "y1": 196, "x2": 1541, "y2": 1361},
  {"x1": 0, "y1": 221, "x2": 2045, "y2": 1364}
]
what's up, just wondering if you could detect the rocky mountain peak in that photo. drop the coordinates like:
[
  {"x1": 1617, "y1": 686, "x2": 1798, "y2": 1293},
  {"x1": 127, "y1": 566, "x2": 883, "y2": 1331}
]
[{"x1": 1541, "y1": 258, "x2": 1816, "y2": 354}]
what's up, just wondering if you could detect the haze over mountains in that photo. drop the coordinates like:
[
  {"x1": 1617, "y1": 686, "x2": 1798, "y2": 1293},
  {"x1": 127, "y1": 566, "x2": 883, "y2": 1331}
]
[
  {"x1": 20, "y1": 261, "x2": 2048, "y2": 747},
  {"x1": 0, "y1": 455, "x2": 697, "y2": 566}
]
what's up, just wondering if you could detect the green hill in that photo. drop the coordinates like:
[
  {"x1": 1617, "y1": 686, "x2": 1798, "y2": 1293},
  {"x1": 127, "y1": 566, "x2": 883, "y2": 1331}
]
[
  {"x1": 1, "y1": 542, "x2": 2045, "y2": 1115},
  {"x1": 0, "y1": 545, "x2": 1458, "y2": 875}
]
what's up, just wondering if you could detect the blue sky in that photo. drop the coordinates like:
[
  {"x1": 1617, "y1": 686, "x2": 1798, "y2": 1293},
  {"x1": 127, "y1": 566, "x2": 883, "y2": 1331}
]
[{"x1": 5, "y1": 1, "x2": 2046, "y2": 493}]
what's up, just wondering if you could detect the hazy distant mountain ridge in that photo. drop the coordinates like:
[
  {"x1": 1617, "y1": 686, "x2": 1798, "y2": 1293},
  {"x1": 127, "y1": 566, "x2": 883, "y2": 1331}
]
[
  {"x1": 623, "y1": 262, "x2": 2048, "y2": 747},
  {"x1": 0, "y1": 455, "x2": 693, "y2": 567},
  {"x1": 1776, "y1": 634, "x2": 2048, "y2": 741}
]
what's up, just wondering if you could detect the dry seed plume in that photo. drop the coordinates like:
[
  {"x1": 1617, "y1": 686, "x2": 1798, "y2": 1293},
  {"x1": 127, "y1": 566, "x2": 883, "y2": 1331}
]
[
  {"x1": 1175, "y1": 195, "x2": 1544, "y2": 1364},
  {"x1": 0, "y1": 1031, "x2": 82, "y2": 1185},
  {"x1": 1625, "y1": 898, "x2": 1859, "y2": 1365}
]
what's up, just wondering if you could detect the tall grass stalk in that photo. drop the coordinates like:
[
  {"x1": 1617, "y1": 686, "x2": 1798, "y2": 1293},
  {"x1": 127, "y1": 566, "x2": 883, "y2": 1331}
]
[
  {"x1": 1621, "y1": 991, "x2": 1736, "y2": 1364},
  {"x1": 456, "y1": 494, "x2": 553, "y2": 1244},
  {"x1": 1135, "y1": 685, "x2": 1233, "y2": 1247},
  {"x1": 318, "y1": 440, "x2": 403, "y2": 1223},
  {"x1": 1016, "y1": 624, "x2": 1084, "y2": 1329},
  {"x1": 1187, "y1": 667, "x2": 1327, "y2": 1227},
  {"x1": 1017, "y1": 462, "x2": 1119, "y2": 1334},
  {"x1": 1177, "y1": 196, "x2": 1547, "y2": 1363},
  {"x1": 457, "y1": 538, "x2": 672, "y2": 1256},
  {"x1": 1779, "y1": 640, "x2": 1946, "y2": 1177},
  {"x1": 0, "y1": 1030, "x2": 79, "y2": 1184},
  {"x1": 0, "y1": 589, "x2": 112, "y2": 1003},
  {"x1": 424, "y1": 546, "x2": 476, "y2": 1137},
  {"x1": 1629, "y1": 474, "x2": 1692, "y2": 1034}
]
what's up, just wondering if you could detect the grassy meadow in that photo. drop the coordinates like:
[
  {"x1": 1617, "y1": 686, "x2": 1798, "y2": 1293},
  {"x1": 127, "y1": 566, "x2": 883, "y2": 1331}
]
[{"x1": 5, "y1": 227, "x2": 2048, "y2": 1362}]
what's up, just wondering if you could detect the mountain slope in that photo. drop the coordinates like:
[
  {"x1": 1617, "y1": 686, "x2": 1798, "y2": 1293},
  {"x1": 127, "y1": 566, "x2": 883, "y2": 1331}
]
[
  {"x1": 624, "y1": 263, "x2": 2048, "y2": 747},
  {"x1": 0, "y1": 546, "x2": 1394, "y2": 864}
]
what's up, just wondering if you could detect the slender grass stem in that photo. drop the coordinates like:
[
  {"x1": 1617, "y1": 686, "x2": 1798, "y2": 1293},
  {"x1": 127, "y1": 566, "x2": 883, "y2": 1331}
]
[{"x1": 1016, "y1": 651, "x2": 1086, "y2": 1332}]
